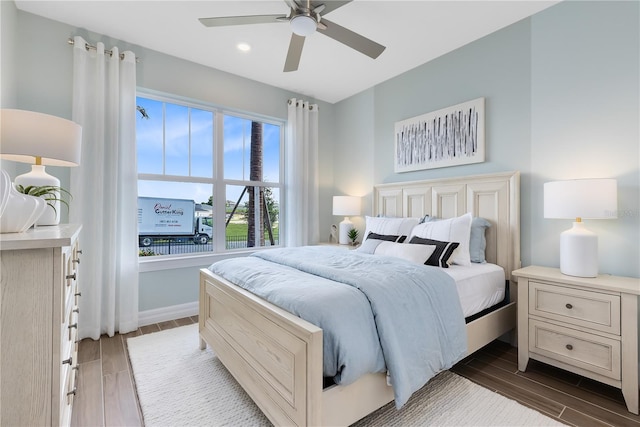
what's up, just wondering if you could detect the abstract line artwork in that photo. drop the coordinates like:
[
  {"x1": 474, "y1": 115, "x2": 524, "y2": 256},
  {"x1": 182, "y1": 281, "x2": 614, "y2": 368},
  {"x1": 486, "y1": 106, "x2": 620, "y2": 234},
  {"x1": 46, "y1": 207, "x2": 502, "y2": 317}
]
[{"x1": 394, "y1": 98, "x2": 485, "y2": 172}]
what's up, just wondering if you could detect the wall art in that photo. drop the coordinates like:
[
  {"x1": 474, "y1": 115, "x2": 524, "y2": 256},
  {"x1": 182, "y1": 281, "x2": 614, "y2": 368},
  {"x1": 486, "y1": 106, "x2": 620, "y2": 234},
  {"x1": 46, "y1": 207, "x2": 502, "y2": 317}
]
[{"x1": 394, "y1": 97, "x2": 485, "y2": 172}]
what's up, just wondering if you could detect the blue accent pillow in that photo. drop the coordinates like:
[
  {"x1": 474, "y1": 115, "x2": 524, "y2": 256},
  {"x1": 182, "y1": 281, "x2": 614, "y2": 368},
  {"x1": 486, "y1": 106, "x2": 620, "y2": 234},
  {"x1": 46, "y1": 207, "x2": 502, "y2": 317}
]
[{"x1": 470, "y1": 217, "x2": 491, "y2": 263}]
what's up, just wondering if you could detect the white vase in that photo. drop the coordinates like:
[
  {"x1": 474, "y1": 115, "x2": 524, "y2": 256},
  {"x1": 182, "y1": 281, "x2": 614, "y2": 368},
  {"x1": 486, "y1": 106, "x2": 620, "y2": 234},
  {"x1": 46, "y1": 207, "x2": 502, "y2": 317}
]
[
  {"x1": 14, "y1": 164, "x2": 61, "y2": 226},
  {"x1": 0, "y1": 170, "x2": 11, "y2": 218},
  {"x1": 0, "y1": 174, "x2": 47, "y2": 233}
]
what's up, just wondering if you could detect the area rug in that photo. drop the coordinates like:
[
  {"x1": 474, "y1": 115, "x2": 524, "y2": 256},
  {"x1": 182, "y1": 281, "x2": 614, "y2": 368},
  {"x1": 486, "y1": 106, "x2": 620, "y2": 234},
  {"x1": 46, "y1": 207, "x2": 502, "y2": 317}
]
[{"x1": 127, "y1": 324, "x2": 564, "y2": 426}]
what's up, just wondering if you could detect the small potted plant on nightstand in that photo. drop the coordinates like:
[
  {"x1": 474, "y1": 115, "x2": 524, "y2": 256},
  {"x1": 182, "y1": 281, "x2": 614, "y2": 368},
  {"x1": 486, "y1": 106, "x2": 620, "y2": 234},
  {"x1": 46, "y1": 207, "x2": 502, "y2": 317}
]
[{"x1": 347, "y1": 228, "x2": 359, "y2": 246}]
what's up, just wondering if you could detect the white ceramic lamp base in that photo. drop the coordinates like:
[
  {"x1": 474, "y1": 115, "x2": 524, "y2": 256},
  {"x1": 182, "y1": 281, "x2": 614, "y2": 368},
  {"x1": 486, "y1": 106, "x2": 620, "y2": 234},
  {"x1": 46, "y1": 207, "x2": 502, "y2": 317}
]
[
  {"x1": 14, "y1": 165, "x2": 61, "y2": 226},
  {"x1": 338, "y1": 217, "x2": 353, "y2": 245},
  {"x1": 559, "y1": 221, "x2": 598, "y2": 278}
]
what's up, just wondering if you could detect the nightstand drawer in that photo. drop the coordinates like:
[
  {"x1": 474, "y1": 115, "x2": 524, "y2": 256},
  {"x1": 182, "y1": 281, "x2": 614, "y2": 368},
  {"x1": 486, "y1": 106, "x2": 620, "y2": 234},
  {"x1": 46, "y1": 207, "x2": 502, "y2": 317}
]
[
  {"x1": 529, "y1": 281, "x2": 620, "y2": 335},
  {"x1": 529, "y1": 319, "x2": 621, "y2": 380}
]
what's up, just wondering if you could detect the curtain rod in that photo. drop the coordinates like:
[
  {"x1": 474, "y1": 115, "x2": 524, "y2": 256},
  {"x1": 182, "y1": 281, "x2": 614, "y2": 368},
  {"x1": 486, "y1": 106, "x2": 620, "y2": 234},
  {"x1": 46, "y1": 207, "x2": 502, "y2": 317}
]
[{"x1": 67, "y1": 38, "x2": 140, "y2": 62}]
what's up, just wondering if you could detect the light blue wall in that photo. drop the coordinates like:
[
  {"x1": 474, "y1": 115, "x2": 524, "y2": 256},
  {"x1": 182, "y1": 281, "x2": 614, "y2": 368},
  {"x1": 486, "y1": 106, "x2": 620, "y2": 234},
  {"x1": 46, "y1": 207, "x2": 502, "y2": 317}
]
[
  {"x1": 5, "y1": 8, "x2": 337, "y2": 312},
  {"x1": 529, "y1": 1, "x2": 639, "y2": 277},
  {"x1": 334, "y1": 1, "x2": 639, "y2": 278},
  {"x1": 1, "y1": 0, "x2": 18, "y2": 109},
  {"x1": 1, "y1": 0, "x2": 18, "y2": 176},
  {"x1": 4, "y1": 1, "x2": 638, "y2": 317},
  {"x1": 330, "y1": 89, "x2": 376, "y2": 235}
]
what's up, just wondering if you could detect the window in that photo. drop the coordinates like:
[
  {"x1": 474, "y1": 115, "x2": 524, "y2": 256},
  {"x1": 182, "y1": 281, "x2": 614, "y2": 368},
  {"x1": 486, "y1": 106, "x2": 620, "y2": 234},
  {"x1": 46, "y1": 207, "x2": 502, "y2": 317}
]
[{"x1": 136, "y1": 93, "x2": 283, "y2": 258}]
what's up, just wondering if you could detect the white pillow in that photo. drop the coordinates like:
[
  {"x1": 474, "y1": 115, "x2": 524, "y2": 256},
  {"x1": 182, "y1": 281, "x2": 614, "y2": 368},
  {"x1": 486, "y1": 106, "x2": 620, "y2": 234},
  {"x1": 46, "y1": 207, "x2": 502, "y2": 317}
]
[
  {"x1": 408, "y1": 212, "x2": 472, "y2": 266},
  {"x1": 363, "y1": 216, "x2": 420, "y2": 242},
  {"x1": 374, "y1": 241, "x2": 436, "y2": 265}
]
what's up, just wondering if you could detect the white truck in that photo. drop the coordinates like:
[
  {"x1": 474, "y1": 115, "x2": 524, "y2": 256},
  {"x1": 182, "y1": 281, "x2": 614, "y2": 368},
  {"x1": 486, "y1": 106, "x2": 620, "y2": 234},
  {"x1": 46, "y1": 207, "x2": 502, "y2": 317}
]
[{"x1": 137, "y1": 197, "x2": 213, "y2": 246}]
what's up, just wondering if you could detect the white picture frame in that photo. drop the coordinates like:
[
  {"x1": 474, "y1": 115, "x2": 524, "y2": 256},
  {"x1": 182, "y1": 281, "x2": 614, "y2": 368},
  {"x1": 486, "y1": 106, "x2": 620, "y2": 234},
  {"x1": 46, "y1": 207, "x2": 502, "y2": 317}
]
[{"x1": 394, "y1": 97, "x2": 485, "y2": 173}]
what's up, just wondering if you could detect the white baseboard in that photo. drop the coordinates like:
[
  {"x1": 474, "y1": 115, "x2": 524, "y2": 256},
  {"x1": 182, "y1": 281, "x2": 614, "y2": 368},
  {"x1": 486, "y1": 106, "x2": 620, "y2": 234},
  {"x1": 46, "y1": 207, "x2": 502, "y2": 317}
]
[{"x1": 138, "y1": 301, "x2": 199, "y2": 327}]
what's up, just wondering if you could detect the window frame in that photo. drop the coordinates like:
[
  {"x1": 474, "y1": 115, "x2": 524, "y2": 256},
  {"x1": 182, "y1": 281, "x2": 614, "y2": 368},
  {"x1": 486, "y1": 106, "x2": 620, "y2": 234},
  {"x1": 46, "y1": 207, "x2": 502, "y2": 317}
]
[{"x1": 136, "y1": 89, "x2": 285, "y2": 272}]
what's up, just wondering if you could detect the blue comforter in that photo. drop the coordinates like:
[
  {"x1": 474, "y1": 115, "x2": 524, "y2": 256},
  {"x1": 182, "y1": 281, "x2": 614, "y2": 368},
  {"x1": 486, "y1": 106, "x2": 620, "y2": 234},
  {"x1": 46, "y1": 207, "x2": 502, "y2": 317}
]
[{"x1": 208, "y1": 246, "x2": 466, "y2": 408}]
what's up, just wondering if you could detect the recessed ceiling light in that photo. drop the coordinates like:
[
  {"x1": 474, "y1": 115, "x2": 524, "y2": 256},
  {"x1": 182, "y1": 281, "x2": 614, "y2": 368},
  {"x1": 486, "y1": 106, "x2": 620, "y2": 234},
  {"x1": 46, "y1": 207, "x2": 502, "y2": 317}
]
[{"x1": 237, "y1": 43, "x2": 251, "y2": 52}]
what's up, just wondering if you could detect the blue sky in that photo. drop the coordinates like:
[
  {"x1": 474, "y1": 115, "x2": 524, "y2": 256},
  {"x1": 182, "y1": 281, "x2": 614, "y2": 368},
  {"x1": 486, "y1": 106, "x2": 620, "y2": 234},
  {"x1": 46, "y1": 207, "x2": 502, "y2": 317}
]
[{"x1": 136, "y1": 96, "x2": 281, "y2": 207}]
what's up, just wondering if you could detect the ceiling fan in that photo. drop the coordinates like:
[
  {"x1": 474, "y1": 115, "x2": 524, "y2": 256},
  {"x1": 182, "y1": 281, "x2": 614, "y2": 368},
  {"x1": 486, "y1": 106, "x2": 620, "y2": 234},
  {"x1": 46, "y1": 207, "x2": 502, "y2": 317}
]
[{"x1": 199, "y1": 0, "x2": 386, "y2": 72}]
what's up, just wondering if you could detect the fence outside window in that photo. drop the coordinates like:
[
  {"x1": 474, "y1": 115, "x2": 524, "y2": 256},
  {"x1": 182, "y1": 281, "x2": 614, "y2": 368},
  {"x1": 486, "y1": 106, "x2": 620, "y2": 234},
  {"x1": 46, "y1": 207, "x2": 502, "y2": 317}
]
[{"x1": 138, "y1": 233, "x2": 280, "y2": 257}]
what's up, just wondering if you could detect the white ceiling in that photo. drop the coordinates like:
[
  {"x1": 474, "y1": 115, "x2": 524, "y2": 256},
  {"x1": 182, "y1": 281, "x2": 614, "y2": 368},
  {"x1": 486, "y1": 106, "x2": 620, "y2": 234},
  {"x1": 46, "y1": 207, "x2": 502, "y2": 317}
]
[{"x1": 15, "y1": 0, "x2": 559, "y2": 104}]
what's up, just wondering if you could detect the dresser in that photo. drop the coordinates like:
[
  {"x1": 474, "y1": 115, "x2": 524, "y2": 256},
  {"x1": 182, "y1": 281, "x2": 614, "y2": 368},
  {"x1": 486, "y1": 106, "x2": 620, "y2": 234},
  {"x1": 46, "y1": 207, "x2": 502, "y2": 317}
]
[
  {"x1": 513, "y1": 265, "x2": 639, "y2": 415},
  {"x1": 1, "y1": 224, "x2": 82, "y2": 426}
]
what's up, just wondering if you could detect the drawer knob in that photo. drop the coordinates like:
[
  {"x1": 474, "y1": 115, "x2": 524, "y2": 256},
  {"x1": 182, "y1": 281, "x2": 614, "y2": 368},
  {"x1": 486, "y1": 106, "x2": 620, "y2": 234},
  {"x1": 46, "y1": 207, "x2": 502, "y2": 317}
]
[
  {"x1": 66, "y1": 273, "x2": 77, "y2": 280},
  {"x1": 67, "y1": 388, "x2": 77, "y2": 396},
  {"x1": 73, "y1": 308, "x2": 80, "y2": 313},
  {"x1": 565, "y1": 303, "x2": 573, "y2": 309},
  {"x1": 62, "y1": 357, "x2": 73, "y2": 365},
  {"x1": 77, "y1": 250, "x2": 83, "y2": 255},
  {"x1": 566, "y1": 344, "x2": 573, "y2": 351},
  {"x1": 74, "y1": 292, "x2": 82, "y2": 297},
  {"x1": 73, "y1": 258, "x2": 80, "y2": 264},
  {"x1": 68, "y1": 323, "x2": 78, "y2": 330}
]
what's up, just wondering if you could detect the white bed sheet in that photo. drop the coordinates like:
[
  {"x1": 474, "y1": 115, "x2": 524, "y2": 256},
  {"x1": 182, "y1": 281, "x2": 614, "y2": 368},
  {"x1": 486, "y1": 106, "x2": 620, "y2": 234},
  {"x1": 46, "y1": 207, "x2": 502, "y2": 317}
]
[{"x1": 443, "y1": 263, "x2": 506, "y2": 318}]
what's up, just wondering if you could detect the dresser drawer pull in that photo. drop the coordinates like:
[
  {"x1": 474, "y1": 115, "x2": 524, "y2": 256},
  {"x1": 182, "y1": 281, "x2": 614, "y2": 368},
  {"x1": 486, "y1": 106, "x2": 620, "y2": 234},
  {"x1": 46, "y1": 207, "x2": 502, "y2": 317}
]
[
  {"x1": 68, "y1": 323, "x2": 78, "y2": 330},
  {"x1": 62, "y1": 357, "x2": 73, "y2": 365},
  {"x1": 565, "y1": 303, "x2": 573, "y2": 309},
  {"x1": 74, "y1": 292, "x2": 81, "y2": 297},
  {"x1": 77, "y1": 249, "x2": 83, "y2": 255},
  {"x1": 73, "y1": 308, "x2": 79, "y2": 313},
  {"x1": 73, "y1": 258, "x2": 80, "y2": 264},
  {"x1": 67, "y1": 388, "x2": 77, "y2": 397},
  {"x1": 566, "y1": 344, "x2": 573, "y2": 350},
  {"x1": 66, "y1": 273, "x2": 77, "y2": 280}
]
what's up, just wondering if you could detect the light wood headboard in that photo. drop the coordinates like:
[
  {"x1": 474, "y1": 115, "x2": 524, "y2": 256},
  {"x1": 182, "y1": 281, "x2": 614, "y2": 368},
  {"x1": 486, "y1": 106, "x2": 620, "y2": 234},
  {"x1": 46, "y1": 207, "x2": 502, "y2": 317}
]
[{"x1": 373, "y1": 171, "x2": 521, "y2": 282}]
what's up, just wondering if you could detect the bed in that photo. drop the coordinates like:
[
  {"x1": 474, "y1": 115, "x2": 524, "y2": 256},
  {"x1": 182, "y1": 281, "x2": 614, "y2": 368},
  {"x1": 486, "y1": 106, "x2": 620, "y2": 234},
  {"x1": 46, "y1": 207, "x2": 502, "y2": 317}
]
[{"x1": 199, "y1": 171, "x2": 521, "y2": 426}]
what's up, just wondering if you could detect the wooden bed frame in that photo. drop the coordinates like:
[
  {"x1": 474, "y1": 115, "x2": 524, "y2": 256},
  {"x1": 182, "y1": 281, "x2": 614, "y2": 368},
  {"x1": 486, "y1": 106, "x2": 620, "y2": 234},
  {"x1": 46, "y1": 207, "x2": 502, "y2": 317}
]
[{"x1": 199, "y1": 171, "x2": 521, "y2": 426}]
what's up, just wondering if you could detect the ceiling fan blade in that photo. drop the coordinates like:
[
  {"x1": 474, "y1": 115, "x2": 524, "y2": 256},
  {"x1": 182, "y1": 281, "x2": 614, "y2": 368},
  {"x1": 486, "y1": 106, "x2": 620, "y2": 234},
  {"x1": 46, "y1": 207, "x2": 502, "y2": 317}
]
[
  {"x1": 199, "y1": 15, "x2": 286, "y2": 27},
  {"x1": 319, "y1": 18, "x2": 385, "y2": 59},
  {"x1": 313, "y1": 1, "x2": 351, "y2": 15},
  {"x1": 284, "y1": 34, "x2": 305, "y2": 72}
]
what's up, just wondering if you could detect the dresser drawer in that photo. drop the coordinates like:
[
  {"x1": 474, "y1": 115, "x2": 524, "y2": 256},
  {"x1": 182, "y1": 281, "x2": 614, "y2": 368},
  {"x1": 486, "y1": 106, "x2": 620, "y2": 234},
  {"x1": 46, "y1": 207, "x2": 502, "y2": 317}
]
[
  {"x1": 529, "y1": 281, "x2": 620, "y2": 335},
  {"x1": 529, "y1": 319, "x2": 621, "y2": 380}
]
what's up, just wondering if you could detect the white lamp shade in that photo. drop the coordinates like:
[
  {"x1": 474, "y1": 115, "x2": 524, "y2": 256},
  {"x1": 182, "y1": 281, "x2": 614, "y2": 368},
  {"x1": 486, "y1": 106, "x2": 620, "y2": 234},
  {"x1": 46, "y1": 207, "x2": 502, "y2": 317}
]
[
  {"x1": 332, "y1": 196, "x2": 361, "y2": 216},
  {"x1": 544, "y1": 179, "x2": 617, "y2": 220},
  {"x1": 0, "y1": 109, "x2": 82, "y2": 166}
]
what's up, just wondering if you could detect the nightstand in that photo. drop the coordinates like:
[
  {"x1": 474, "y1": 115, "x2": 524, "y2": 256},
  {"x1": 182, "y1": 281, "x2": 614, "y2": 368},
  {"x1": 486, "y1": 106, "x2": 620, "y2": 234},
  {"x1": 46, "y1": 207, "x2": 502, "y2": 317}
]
[{"x1": 513, "y1": 266, "x2": 639, "y2": 415}]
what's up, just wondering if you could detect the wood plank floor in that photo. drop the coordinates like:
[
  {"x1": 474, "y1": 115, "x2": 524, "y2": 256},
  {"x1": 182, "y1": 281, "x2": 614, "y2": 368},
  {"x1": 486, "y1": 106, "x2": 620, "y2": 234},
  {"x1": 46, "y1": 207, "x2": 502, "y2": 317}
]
[{"x1": 71, "y1": 319, "x2": 640, "y2": 427}]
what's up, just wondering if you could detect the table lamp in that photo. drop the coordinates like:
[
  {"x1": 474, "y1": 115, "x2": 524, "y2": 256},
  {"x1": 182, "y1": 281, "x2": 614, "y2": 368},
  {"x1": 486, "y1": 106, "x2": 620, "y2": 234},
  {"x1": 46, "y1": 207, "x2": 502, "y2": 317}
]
[
  {"x1": 544, "y1": 178, "x2": 617, "y2": 278},
  {"x1": 333, "y1": 195, "x2": 360, "y2": 245},
  {"x1": 1, "y1": 109, "x2": 82, "y2": 225}
]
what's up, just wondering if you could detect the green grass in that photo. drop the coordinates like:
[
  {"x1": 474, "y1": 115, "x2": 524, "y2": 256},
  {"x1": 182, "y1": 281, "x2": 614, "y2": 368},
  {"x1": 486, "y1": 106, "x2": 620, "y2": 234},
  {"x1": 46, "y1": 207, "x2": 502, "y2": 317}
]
[
  {"x1": 225, "y1": 222, "x2": 248, "y2": 237},
  {"x1": 225, "y1": 222, "x2": 278, "y2": 239}
]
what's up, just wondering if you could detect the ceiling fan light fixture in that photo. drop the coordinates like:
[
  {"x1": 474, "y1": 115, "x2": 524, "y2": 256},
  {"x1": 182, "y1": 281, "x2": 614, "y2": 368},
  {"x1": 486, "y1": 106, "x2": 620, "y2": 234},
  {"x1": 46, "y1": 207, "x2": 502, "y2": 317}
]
[
  {"x1": 290, "y1": 14, "x2": 316, "y2": 37},
  {"x1": 237, "y1": 42, "x2": 251, "y2": 52}
]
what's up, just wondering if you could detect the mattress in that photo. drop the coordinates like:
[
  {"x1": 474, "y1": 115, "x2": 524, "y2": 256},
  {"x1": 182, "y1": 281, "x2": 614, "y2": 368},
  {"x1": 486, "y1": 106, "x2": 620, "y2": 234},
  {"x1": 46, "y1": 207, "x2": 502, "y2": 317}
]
[{"x1": 444, "y1": 263, "x2": 506, "y2": 318}]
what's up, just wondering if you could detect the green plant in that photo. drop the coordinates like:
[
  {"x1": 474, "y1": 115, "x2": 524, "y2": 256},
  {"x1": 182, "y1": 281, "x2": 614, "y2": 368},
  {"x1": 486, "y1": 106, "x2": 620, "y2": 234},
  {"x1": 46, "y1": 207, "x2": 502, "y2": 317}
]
[
  {"x1": 15, "y1": 185, "x2": 72, "y2": 216},
  {"x1": 347, "y1": 227, "x2": 359, "y2": 244},
  {"x1": 139, "y1": 248, "x2": 157, "y2": 257}
]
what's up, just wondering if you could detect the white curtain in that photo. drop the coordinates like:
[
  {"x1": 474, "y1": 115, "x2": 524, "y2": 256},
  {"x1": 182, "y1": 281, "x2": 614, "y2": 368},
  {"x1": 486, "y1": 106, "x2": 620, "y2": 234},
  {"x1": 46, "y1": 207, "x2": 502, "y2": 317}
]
[
  {"x1": 70, "y1": 36, "x2": 139, "y2": 339},
  {"x1": 285, "y1": 98, "x2": 319, "y2": 246}
]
